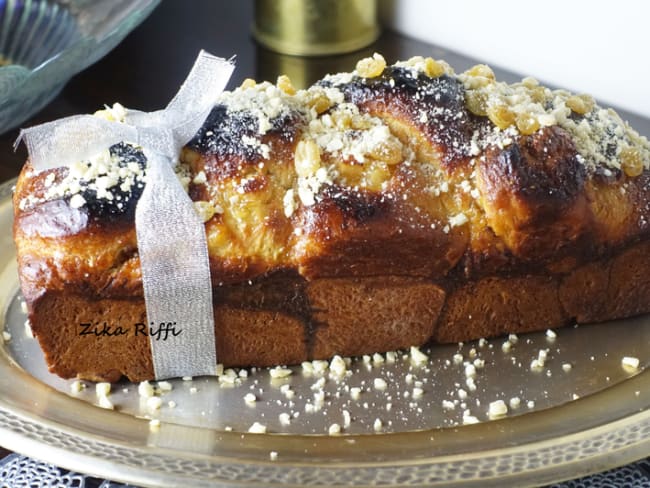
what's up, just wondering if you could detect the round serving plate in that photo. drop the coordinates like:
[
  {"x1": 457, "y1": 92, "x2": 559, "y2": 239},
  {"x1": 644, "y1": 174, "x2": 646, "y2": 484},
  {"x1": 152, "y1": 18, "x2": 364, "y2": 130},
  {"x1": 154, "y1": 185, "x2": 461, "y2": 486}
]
[{"x1": 0, "y1": 176, "x2": 649, "y2": 487}]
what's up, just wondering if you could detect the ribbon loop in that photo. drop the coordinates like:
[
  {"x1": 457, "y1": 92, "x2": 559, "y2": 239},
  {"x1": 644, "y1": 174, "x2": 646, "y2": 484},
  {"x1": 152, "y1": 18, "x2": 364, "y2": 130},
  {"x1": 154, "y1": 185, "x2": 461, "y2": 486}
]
[{"x1": 17, "y1": 51, "x2": 235, "y2": 380}]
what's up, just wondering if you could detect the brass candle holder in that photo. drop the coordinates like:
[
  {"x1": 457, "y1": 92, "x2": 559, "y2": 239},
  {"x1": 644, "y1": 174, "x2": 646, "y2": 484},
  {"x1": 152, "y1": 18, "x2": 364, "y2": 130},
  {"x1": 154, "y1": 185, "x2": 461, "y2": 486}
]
[{"x1": 253, "y1": 0, "x2": 379, "y2": 57}]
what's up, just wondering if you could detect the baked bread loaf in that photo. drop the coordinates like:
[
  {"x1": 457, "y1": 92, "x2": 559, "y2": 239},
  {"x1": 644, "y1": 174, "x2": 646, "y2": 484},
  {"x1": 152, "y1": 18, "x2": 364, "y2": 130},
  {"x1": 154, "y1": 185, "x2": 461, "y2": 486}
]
[{"x1": 13, "y1": 54, "x2": 650, "y2": 382}]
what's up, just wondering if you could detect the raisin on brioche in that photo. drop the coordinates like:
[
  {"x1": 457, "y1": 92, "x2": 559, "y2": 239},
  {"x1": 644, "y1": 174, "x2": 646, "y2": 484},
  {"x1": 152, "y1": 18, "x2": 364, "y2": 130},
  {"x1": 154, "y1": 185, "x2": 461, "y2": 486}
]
[{"x1": 13, "y1": 54, "x2": 650, "y2": 382}]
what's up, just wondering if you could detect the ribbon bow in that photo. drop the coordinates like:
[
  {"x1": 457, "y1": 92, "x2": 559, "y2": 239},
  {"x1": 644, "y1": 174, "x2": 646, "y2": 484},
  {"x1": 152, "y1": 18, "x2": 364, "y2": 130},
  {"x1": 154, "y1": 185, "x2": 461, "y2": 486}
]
[{"x1": 18, "y1": 51, "x2": 235, "y2": 380}]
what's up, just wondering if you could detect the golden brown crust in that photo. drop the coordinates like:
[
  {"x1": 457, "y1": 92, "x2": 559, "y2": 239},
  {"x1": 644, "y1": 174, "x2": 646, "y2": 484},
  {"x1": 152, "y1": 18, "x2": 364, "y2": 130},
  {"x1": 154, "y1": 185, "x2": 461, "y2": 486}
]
[{"x1": 13, "y1": 55, "x2": 650, "y2": 381}]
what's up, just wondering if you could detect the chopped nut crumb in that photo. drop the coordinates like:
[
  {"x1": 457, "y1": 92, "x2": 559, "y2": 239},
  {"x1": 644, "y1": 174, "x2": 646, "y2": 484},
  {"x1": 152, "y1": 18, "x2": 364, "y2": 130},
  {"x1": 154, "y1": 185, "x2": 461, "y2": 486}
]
[
  {"x1": 409, "y1": 346, "x2": 428, "y2": 365},
  {"x1": 356, "y1": 53, "x2": 386, "y2": 78},
  {"x1": 449, "y1": 212, "x2": 468, "y2": 228},
  {"x1": 24, "y1": 320, "x2": 33, "y2": 339},
  {"x1": 462, "y1": 411, "x2": 479, "y2": 425},
  {"x1": 311, "y1": 377, "x2": 326, "y2": 391},
  {"x1": 270, "y1": 366, "x2": 293, "y2": 379},
  {"x1": 192, "y1": 170, "x2": 207, "y2": 184},
  {"x1": 530, "y1": 359, "x2": 544, "y2": 372},
  {"x1": 329, "y1": 355, "x2": 347, "y2": 377},
  {"x1": 538, "y1": 349, "x2": 549, "y2": 362},
  {"x1": 68, "y1": 193, "x2": 86, "y2": 209},
  {"x1": 138, "y1": 381, "x2": 154, "y2": 398},
  {"x1": 488, "y1": 399, "x2": 508, "y2": 419},
  {"x1": 342, "y1": 410, "x2": 352, "y2": 428},
  {"x1": 373, "y1": 378, "x2": 388, "y2": 391},
  {"x1": 70, "y1": 380, "x2": 85, "y2": 394},
  {"x1": 312, "y1": 360, "x2": 329, "y2": 375},
  {"x1": 301, "y1": 361, "x2": 314, "y2": 375},
  {"x1": 281, "y1": 386, "x2": 295, "y2": 400},
  {"x1": 328, "y1": 423, "x2": 342, "y2": 435},
  {"x1": 96, "y1": 382, "x2": 111, "y2": 397},
  {"x1": 277, "y1": 74, "x2": 296, "y2": 95},
  {"x1": 464, "y1": 364, "x2": 477, "y2": 379},
  {"x1": 442, "y1": 400, "x2": 455, "y2": 410},
  {"x1": 146, "y1": 396, "x2": 163, "y2": 412},
  {"x1": 248, "y1": 422, "x2": 267, "y2": 434},
  {"x1": 372, "y1": 352, "x2": 385, "y2": 365},
  {"x1": 622, "y1": 356, "x2": 640, "y2": 371},
  {"x1": 218, "y1": 369, "x2": 239, "y2": 386}
]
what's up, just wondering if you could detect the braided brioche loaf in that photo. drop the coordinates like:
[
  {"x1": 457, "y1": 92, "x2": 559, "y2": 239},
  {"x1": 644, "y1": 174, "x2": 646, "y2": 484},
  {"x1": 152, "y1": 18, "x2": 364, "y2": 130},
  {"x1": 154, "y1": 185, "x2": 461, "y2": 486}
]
[{"x1": 13, "y1": 54, "x2": 650, "y2": 382}]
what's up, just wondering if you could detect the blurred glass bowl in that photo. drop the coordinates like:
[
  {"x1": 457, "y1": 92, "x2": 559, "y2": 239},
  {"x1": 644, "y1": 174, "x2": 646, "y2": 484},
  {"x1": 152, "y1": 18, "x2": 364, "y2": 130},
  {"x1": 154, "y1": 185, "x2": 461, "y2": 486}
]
[{"x1": 0, "y1": 0, "x2": 159, "y2": 134}]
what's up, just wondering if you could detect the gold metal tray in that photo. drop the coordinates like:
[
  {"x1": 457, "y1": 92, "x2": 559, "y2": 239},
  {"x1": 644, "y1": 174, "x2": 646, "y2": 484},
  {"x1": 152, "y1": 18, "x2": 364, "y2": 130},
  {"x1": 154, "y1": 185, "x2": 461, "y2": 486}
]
[{"x1": 1, "y1": 177, "x2": 649, "y2": 487}]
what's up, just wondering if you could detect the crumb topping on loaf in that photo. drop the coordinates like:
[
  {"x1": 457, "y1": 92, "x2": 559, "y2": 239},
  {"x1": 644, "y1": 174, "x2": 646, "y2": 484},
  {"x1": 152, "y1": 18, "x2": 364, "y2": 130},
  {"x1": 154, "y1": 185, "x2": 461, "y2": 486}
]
[
  {"x1": 457, "y1": 64, "x2": 650, "y2": 175},
  {"x1": 19, "y1": 54, "x2": 650, "y2": 219},
  {"x1": 18, "y1": 142, "x2": 147, "y2": 217}
]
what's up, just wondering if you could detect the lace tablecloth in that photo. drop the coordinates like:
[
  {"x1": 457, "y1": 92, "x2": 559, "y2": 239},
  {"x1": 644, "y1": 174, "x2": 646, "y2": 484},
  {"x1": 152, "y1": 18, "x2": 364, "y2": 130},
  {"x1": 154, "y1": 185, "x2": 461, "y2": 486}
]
[{"x1": 1, "y1": 453, "x2": 649, "y2": 488}]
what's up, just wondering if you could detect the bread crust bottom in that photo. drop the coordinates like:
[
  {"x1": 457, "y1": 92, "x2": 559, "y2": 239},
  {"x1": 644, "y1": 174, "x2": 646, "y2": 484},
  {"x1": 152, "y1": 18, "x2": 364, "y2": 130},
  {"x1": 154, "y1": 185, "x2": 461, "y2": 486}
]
[{"x1": 28, "y1": 240, "x2": 650, "y2": 382}]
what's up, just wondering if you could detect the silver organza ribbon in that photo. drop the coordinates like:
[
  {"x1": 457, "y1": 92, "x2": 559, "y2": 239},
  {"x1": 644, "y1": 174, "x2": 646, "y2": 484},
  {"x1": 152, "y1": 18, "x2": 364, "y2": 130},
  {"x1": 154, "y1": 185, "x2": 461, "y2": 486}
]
[{"x1": 17, "y1": 51, "x2": 234, "y2": 379}]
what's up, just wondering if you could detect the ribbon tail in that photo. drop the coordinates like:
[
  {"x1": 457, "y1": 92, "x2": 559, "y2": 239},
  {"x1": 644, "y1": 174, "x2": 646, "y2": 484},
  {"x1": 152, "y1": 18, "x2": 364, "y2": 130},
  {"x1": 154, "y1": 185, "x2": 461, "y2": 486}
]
[{"x1": 135, "y1": 153, "x2": 217, "y2": 379}]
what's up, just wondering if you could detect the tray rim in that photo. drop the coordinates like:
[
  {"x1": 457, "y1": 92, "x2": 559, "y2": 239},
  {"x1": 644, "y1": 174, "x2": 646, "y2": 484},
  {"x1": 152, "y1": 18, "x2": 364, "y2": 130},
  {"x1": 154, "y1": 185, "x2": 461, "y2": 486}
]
[{"x1": 1, "y1": 382, "x2": 649, "y2": 488}]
